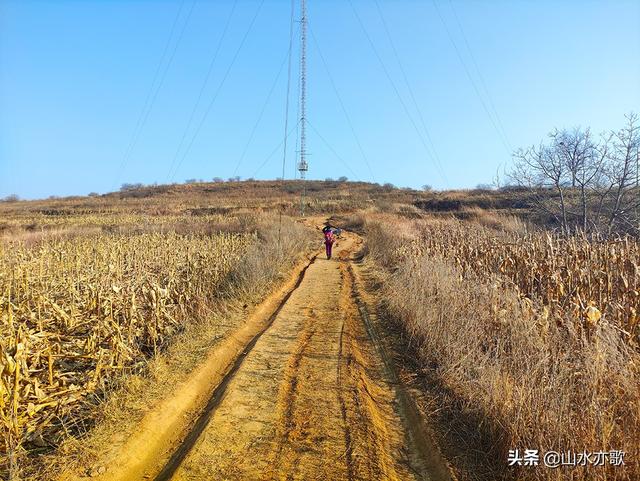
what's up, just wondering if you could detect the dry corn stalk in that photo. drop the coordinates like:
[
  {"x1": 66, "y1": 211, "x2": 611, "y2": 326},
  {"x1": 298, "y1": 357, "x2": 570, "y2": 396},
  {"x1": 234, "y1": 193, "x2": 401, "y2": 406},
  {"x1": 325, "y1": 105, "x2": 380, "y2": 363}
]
[
  {"x1": 0, "y1": 231, "x2": 252, "y2": 470},
  {"x1": 394, "y1": 218, "x2": 639, "y2": 343}
]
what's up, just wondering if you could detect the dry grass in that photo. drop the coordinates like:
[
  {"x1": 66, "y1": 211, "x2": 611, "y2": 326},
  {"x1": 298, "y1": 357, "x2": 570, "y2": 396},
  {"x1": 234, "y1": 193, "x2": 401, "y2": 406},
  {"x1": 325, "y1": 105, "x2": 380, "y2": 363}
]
[
  {"x1": 0, "y1": 180, "x2": 419, "y2": 233},
  {"x1": 366, "y1": 213, "x2": 639, "y2": 481},
  {"x1": 457, "y1": 206, "x2": 528, "y2": 233}
]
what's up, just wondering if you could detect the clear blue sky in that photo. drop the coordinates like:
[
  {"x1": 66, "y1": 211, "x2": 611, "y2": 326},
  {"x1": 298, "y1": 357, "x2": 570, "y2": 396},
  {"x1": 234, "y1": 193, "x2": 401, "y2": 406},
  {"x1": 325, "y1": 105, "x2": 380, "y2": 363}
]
[{"x1": 1, "y1": 0, "x2": 639, "y2": 199}]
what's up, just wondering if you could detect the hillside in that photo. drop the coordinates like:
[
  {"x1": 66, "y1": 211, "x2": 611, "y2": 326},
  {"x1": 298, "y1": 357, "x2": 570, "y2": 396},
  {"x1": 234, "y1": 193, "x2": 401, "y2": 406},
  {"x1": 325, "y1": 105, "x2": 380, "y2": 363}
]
[
  {"x1": 1, "y1": 180, "x2": 540, "y2": 235},
  {"x1": 1, "y1": 179, "x2": 638, "y2": 481}
]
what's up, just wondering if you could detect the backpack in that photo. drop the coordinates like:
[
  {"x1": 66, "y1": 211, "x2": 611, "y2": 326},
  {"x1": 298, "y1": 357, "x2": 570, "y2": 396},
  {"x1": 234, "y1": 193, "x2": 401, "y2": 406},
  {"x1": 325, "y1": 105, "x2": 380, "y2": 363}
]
[{"x1": 324, "y1": 230, "x2": 334, "y2": 243}]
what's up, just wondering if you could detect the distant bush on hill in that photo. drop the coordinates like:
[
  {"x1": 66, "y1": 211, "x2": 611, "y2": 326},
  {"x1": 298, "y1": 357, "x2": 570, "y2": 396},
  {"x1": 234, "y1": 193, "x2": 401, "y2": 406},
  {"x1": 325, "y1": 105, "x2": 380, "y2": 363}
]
[{"x1": 120, "y1": 183, "x2": 144, "y2": 192}]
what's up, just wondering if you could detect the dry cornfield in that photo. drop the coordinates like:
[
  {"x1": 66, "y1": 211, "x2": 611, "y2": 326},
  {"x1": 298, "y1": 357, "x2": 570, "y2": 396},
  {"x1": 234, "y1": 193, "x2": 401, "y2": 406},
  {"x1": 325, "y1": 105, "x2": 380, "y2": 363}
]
[
  {"x1": 395, "y1": 218, "x2": 640, "y2": 344},
  {"x1": 367, "y1": 213, "x2": 640, "y2": 481},
  {"x1": 0, "y1": 230, "x2": 253, "y2": 470}
]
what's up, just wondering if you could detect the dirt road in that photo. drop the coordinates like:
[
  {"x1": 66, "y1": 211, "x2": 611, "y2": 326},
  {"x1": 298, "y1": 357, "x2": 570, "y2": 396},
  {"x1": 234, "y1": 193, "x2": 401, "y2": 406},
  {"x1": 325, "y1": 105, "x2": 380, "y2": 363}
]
[{"x1": 67, "y1": 232, "x2": 453, "y2": 481}]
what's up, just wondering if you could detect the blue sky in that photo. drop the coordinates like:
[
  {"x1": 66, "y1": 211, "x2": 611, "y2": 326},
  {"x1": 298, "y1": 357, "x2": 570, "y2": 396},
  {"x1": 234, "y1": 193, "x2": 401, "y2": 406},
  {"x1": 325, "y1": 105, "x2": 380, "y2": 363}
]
[{"x1": 1, "y1": 0, "x2": 639, "y2": 199}]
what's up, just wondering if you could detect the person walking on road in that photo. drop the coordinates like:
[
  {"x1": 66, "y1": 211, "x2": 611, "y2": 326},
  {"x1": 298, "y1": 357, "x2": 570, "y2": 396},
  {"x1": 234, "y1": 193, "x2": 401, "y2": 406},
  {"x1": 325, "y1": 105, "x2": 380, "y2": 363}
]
[{"x1": 322, "y1": 224, "x2": 336, "y2": 260}]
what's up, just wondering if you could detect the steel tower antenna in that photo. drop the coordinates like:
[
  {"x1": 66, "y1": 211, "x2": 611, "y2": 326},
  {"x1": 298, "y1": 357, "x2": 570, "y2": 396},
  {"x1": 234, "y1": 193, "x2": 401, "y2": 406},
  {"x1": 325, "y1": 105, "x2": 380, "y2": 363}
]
[{"x1": 297, "y1": 0, "x2": 309, "y2": 216}]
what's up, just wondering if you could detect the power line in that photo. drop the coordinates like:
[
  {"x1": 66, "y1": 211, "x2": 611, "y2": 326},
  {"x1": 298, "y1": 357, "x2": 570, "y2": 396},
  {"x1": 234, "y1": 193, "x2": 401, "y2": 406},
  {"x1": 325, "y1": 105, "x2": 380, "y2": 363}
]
[
  {"x1": 373, "y1": 0, "x2": 448, "y2": 185},
  {"x1": 166, "y1": 0, "x2": 239, "y2": 182},
  {"x1": 306, "y1": 120, "x2": 361, "y2": 181},
  {"x1": 309, "y1": 25, "x2": 376, "y2": 182},
  {"x1": 431, "y1": 0, "x2": 512, "y2": 155},
  {"x1": 114, "y1": 0, "x2": 196, "y2": 189},
  {"x1": 168, "y1": 0, "x2": 266, "y2": 182},
  {"x1": 281, "y1": 0, "x2": 297, "y2": 183},
  {"x1": 447, "y1": 0, "x2": 512, "y2": 151},
  {"x1": 278, "y1": 0, "x2": 297, "y2": 243},
  {"x1": 348, "y1": 0, "x2": 448, "y2": 185},
  {"x1": 232, "y1": 27, "x2": 298, "y2": 177},
  {"x1": 251, "y1": 120, "x2": 300, "y2": 178}
]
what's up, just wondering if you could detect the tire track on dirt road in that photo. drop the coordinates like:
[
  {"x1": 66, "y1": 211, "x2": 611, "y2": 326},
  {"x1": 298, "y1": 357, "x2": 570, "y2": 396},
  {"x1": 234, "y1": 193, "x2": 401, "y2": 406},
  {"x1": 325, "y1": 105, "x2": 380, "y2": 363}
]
[
  {"x1": 165, "y1": 235, "x2": 366, "y2": 480},
  {"x1": 153, "y1": 257, "x2": 319, "y2": 481}
]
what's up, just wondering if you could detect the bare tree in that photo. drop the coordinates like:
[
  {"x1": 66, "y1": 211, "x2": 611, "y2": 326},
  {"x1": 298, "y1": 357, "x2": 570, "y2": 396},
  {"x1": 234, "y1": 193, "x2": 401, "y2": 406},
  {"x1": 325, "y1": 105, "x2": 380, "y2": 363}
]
[
  {"x1": 510, "y1": 114, "x2": 639, "y2": 236},
  {"x1": 554, "y1": 128, "x2": 610, "y2": 232},
  {"x1": 587, "y1": 133, "x2": 614, "y2": 232},
  {"x1": 1, "y1": 194, "x2": 20, "y2": 202},
  {"x1": 511, "y1": 141, "x2": 571, "y2": 234},
  {"x1": 553, "y1": 128, "x2": 579, "y2": 188},
  {"x1": 605, "y1": 113, "x2": 640, "y2": 235},
  {"x1": 120, "y1": 183, "x2": 143, "y2": 192},
  {"x1": 492, "y1": 163, "x2": 504, "y2": 189}
]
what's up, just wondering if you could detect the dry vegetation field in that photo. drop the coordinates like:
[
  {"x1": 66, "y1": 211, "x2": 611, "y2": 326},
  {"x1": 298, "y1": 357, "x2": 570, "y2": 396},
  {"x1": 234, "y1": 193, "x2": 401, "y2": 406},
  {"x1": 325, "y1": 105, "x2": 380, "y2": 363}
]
[
  {"x1": 0, "y1": 183, "x2": 327, "y2": 479},
  {"x1": 1, "y1": 232, "x2": 251, "y2": 452},
  {"x1": 365, "y1": 212, "x2": 639, "y2": 481},
  {"x1": 1, "y1": 180, "x2": 638, "y2": 481}
]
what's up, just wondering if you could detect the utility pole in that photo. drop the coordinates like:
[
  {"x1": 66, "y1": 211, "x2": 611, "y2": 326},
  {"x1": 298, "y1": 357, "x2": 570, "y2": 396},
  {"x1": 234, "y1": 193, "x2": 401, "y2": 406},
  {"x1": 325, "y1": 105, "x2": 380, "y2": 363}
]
[{"x1": 297, "y1": 0, "x2": 309, "y2": 216}]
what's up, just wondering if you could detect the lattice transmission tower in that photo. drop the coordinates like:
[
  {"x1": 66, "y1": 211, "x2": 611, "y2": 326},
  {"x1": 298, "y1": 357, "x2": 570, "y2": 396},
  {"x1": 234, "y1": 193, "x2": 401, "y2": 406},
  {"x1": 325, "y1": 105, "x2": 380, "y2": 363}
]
[{"x1": 297, "y1": 0, "x2": 309, "y2": 216}]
